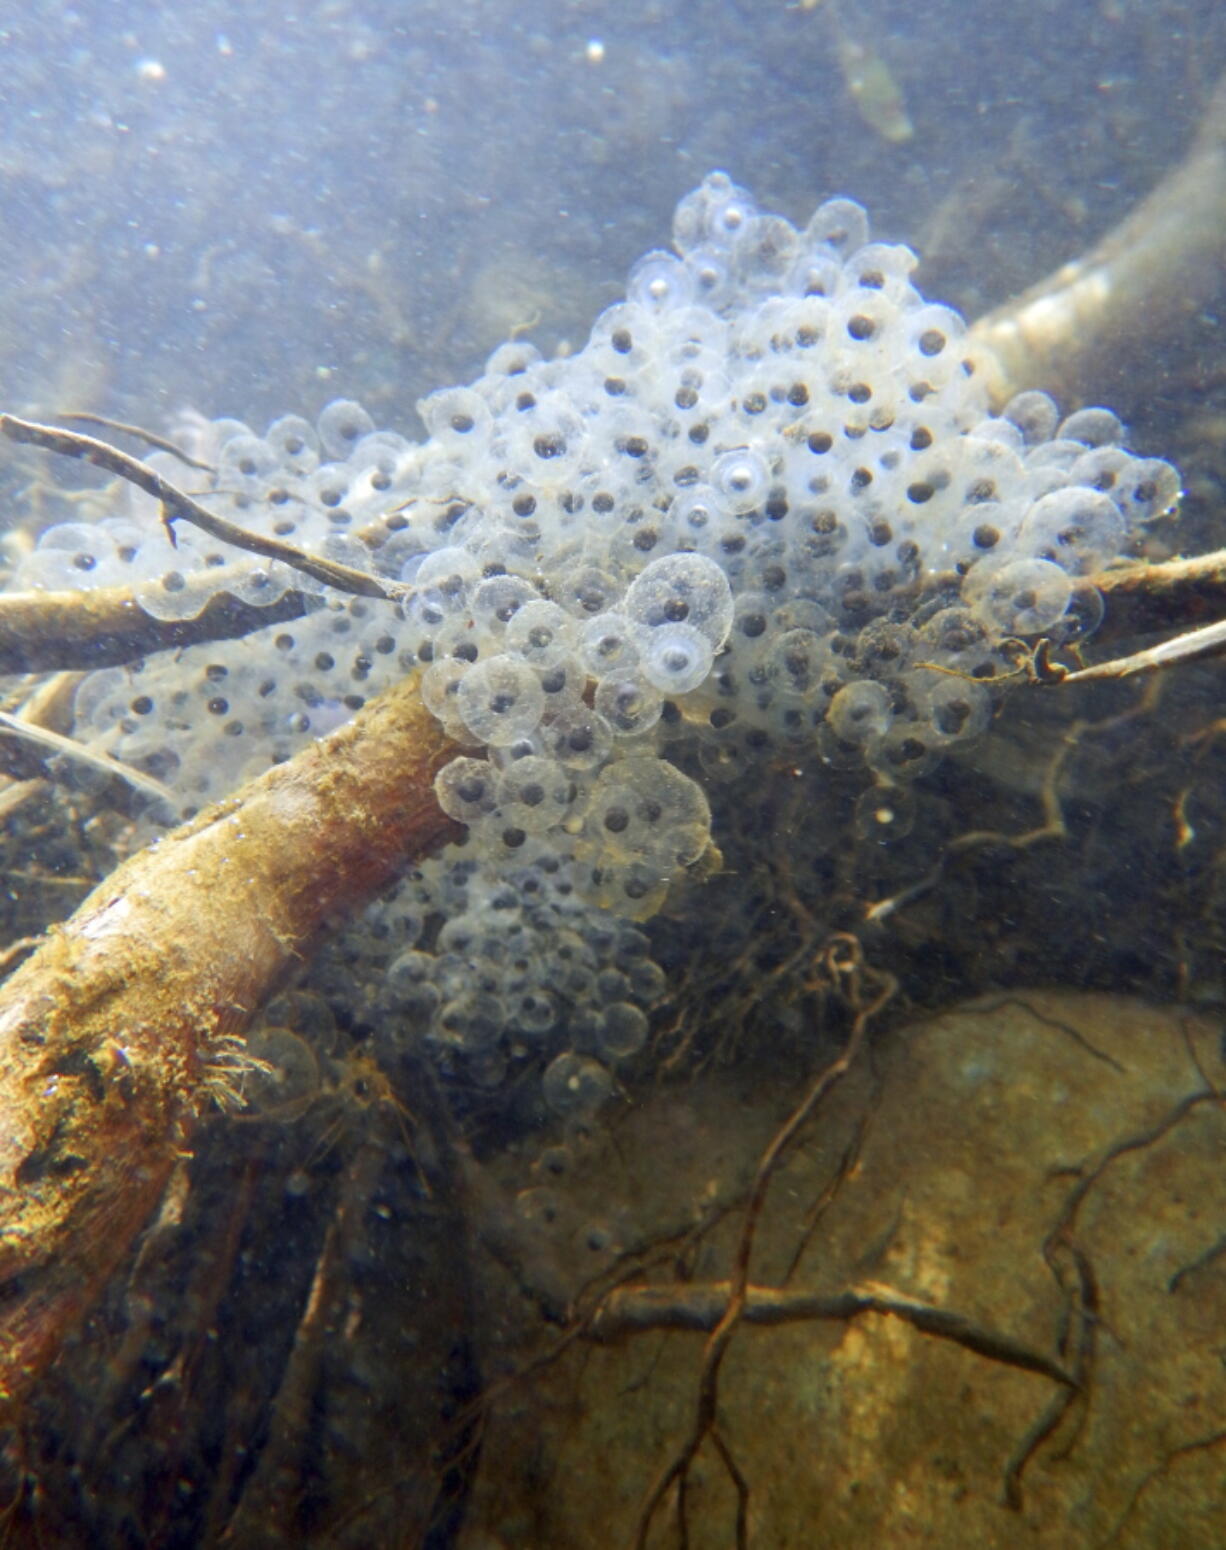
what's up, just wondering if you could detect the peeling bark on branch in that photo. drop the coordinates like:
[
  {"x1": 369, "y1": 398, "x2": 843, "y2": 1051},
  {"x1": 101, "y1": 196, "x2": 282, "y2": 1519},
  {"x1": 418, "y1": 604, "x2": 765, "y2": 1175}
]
[{"x1": 0, "y1": 672, "x2": 460, "y2": 1414}]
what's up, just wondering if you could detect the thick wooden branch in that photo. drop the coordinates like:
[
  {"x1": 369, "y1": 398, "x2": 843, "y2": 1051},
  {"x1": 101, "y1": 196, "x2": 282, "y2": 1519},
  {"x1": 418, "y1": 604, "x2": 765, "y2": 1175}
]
[
  {"x1": 0, "y1": 671, "x2": 460, "y2": 1413},
  {"x1": 0, "y1": 578, "x2": 314, "y2": 673},
  {"x1": 969, "y1": 69, "x2": 1226, "y2": 408},
  {"x1": 1096, "y1": 550, "x2": 1226, "y2": 639}
]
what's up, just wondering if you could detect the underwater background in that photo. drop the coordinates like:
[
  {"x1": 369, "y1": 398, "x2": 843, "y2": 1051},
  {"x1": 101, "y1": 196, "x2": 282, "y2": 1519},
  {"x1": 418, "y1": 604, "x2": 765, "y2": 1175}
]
[{"x1": 0, "y1": 2, "x2": 1225, "y2": 1547}]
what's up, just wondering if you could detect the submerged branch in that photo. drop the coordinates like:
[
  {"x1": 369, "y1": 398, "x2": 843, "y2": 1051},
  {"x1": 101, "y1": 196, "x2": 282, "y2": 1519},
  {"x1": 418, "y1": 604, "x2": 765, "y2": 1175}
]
[
  {"x1": 56, "y1": 411, "x2": 216, "y2": 473},
  {"x1": 590, "y1": 1279, "x2": 1075, "y2": 1388},
  {"x1": 0, "y1": 671, "x2": 460, "y2": 1413},
  {"x1": 0, "y1": 707, "x2": 176, "y2": 810},
  {"x1": 0, "y1": 414, "x2": 402, "y2": 602},
  {"x1": 0, "y1": 577, "x2": 314, "y2": 674},
  {"x1": 1096, "y1": 549, "x2": 1226, "y2": 639},
  {"x1": 969, "y1": 69, "x2": 1226, "y2": 407}
]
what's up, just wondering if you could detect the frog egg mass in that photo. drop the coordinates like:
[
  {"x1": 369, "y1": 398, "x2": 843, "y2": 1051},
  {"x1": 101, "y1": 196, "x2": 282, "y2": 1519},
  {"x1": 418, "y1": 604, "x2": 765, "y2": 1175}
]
[{"x1": 19, "y1": 172, "x2": 1179, "y2": 1108}]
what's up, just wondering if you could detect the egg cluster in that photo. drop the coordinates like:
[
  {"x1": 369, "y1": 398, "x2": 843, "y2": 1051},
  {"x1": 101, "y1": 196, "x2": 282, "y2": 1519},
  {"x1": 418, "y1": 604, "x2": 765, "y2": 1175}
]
[
  {"x1": 343, "y1": 840, "x2": 668, "y2": 1116},
  {"x1": 12, "y1": 172, "x2": 1180, "y2": 1112}
]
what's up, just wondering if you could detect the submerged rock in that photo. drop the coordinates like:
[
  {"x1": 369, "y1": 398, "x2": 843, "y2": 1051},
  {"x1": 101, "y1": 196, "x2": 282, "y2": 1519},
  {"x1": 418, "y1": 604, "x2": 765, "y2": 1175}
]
[{"x1": 464, "y1": 990, "x2": 1226, "y2": 1549}]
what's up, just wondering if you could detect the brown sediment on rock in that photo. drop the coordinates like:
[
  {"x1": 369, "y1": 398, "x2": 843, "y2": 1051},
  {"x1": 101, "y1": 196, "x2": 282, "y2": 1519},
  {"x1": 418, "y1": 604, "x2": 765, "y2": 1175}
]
[
  {"x1": 0, "y1": 671, "x2": 460, "y2": 1413},
  {"x1": 969, "y1": 69, "x2": 1226, "y2": 409}
]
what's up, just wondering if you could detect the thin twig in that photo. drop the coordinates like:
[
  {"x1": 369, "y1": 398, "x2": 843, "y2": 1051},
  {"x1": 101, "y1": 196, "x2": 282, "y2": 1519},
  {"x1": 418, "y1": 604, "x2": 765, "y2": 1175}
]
[
  {"x1": 592, "y1": 1279, "x2": 1076, "y2": 1387},
  {"x1": 56, "y1": 411, "x2": 216, "y2": 473},
  {"x1": 0, "y1": 706, "x2": 176, "y2": 811},
  {"x1": 632, "y1": 934, "x2": 896, "y2": 1549},
  {"x1": 0, "y1": 414, "x2": 403, "y2": 602},
  {"x1": 1049, "y1": 617, "x2": 1226, "y2": 684}
]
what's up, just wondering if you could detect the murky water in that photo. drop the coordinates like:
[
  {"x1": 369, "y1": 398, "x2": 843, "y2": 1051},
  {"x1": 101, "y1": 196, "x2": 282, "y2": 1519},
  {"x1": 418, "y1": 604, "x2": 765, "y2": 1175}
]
[{"x1": 0, "y1": 4, "x2": 1224, "y2": 1546}]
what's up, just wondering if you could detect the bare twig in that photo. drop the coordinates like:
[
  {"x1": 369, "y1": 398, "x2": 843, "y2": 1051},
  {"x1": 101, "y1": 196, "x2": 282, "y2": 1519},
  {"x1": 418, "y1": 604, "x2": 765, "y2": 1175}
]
[
  {"x1": 0, "y1": 414, "x2": 403, "y2": 602},
  {"x1": 591, "y1": 1279, "x2": 1075, "y2": 1387},
  {"x1": 0, "y1": 706, "x2": 176, "y2": 810},
  {"x1": 1096, "y1": 549, "x2": 1226, "y2": 641},
  {"x1": 1047, "y1": 616, "x2": 1226, "y2": 684},
  {"x1": 56, "y1": 411, "x2": 216, "y2": 473},
  {"x1": 632, "y1": 934, "x2": 896, "y2": 1549}
]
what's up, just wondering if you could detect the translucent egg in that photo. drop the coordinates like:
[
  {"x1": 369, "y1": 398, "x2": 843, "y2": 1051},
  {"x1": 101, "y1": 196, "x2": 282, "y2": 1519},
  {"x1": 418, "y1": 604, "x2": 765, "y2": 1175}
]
[
  {"x1": 420, "y1": 657, "x2": 471, "y2": 728},
  {"x1": 804, "y1": 196, "x2": 869, "y2": 259},
  {"x1": 866, "y1": 723, "x2": 940, "y2": 782},
  {"x1": 483, "y1": 338, "x2": 542, "y2": 378},
  {"x1": 265, "y1": 414, "x2": 321, "y2": 474},
  {"x1": 495, "y1": 755, "x2": 580, "y2": 833},
  {"x1": 98, "y1": 519, "x2": 151, "y2": 579},
  {"x1": 472, "y1": 574, "x2": 537, "y2": 632},
  {"x1": 636, "y1": 623, "x2": 715, "y2": 695},
  {"x1": 853, "y1": 782, "x2": 917, "y2": 842},
  {"x1": 787, "y1": 248, "x2": 843, "y2": 300},
  {"x1": 408, "y1": 545, "x2": 481, "y2": 606},
  {"x1": 1002, "y1": 390, "x2": 1059, "y2": 447},
  {"x1": 555, "y1": 563, "x2": 622, "y2": 619},
  {"x1": 510, "y1": 987, "x2": 557, "y2": 1037},
  {"x1": 627, "y1": 249, "x2": 696, "y2": 312},
  {"x1": 965, "y1": 557, "x2": 1073, "y2": 635},
  {"x1": 1058, "y1": 407, "x2": 1124, "y2": 448},
  {"x1": 418, "y1": 385, "x2": 493, "y2": 447},
  {"x1": 594, "y1": 672, "x2": 664, "y2": 736},
  {"x1": 766, "y1": 628, "x2": 825, "y2": 698},
  {"x1": 506, "y1": 600, "x2": 579, "y2": 667},
  {"x1": 731, "y1": 214, "x2": 801, "y2": 290},
  {"x1": 1019, "y1": 487, "x2": 1125, "y2": 575},
  {"x1": 667, "y1": 484, "x2": 729, "y2": 546},
  {"x1": 218, "y1": 435, "x2": 280, "y2": 488},
  {"x1": 597, "y1": 1001, "x2": 649, "y2": 1060},
  {"x1": 902, "y1": 303, "x2": 965, "y2": 363},
  {"x1": 845, "y1": 241, "x2": 919, "y2": 298},
  {"x1": 826, "y1": 679, "x2": 893, "y2": 744},
  {"x1": 229, "y1": 563, "x2": 292, "y2": 608},
  {"x1": 24, "y1": 524, "x2": 108, "y2": 590},
  {"x1": 580, "y1": 611, "x2": 640, "y2": 676},
  {"x1": 711, "y1": 447, "x2": 770, "y2": 513},
  {"x1": 672, "y1": 170, "x2": 757, "y2": 255},
  {"x1": 134, "y1": 566, "x2": 211, "y2": 622},
  {"x1": 627, "y1": 957, "x2": 667, "y2": 1003},
  {"x1": 623, "y1": 552, "x2": 735, "y2": 649},
  {"x1": 436, "y1": 991, "x2": 505, "y2": 1053},
  {"x1": 317, "y1": 398, "x2": 376, "y2": 460},
  {"x1": 1047, "y1": 582, "x2": 1106, "y2": 646},
  {"x1": 1113, "y1": 457, "x2": 1181, "y2": 525},
  {"x1": 603, "y1": 756, "x2": 711, "y2": 858},
  {"x1": 540, "y1": 704, "x2": 615, "y2": 770},
  {"x1": 542, "y1": 1052, "x2": 614, "y2": 1117},
  {"x1": 457, "y1": 656, "x2": 547, "y2": 746},
  {"x1": 683, "y1": 244, "x2": 734, "y2": 309},
  {"x1": 307, "y1": 463, "x2": 351, "y2": 514},
  {"x1": 537, "y1": 654, "x2": 586, "y2": 711},
  {"x1": 434, "y1": 756, "x2": 498, "y2": 822},
  {"x1": 906, "y1": 671, "x2": 991, "y2": 745}
]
